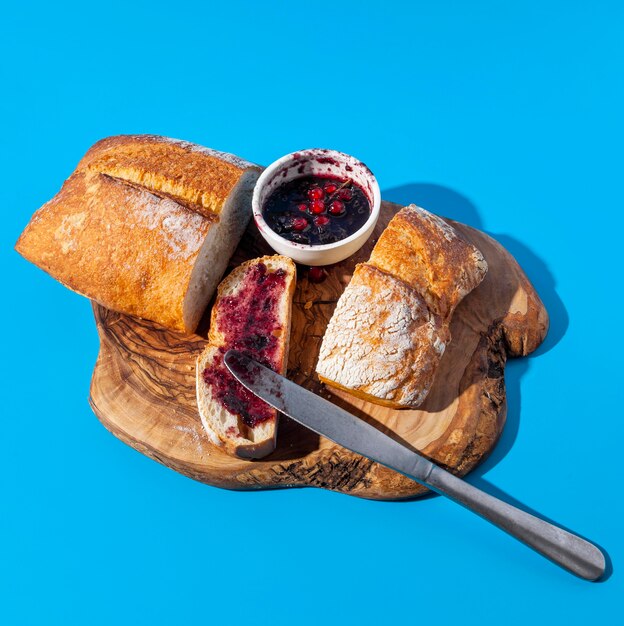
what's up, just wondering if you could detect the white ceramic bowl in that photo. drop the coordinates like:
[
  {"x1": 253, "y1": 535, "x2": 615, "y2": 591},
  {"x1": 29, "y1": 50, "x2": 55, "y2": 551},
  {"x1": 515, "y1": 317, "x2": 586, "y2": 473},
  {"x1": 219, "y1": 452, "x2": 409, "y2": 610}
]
[{"x1": 252, "y1": 149, "x2": 381, "y2": 266}]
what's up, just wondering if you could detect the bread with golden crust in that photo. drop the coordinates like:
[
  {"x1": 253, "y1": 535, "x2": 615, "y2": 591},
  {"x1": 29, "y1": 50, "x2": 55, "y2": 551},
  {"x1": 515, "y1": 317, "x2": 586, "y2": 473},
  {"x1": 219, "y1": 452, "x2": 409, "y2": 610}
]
[
  {"x1": 196, "y1": 256, "x2": 296, "y2": 459},
  {"x1": 15, "y1": 135, "x2": 261, "y2": 333},
  {"x1": 368, "y1": 206, "x2": 488, "y2": 318},
  {"x1": 316, "y1": 204, "x2": 488, "y2": 408}
]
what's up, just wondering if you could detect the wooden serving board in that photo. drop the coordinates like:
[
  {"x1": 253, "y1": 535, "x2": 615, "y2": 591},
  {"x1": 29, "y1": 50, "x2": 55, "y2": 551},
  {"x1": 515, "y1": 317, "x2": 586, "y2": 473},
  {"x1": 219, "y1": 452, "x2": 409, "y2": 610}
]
[{"x1": 89, "y1": 201, "x2": 548, "y2": 500}]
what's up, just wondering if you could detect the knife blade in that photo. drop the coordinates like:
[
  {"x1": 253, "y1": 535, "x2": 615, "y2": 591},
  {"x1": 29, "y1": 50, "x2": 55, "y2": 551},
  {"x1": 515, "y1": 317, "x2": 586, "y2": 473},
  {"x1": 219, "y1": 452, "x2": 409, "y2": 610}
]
[
  {"x1": 224, "y1": 350, "x2": 436, "y2": 483},
  {"x1": 224, "y1": 349, "x2": 606, "y2": 581}
]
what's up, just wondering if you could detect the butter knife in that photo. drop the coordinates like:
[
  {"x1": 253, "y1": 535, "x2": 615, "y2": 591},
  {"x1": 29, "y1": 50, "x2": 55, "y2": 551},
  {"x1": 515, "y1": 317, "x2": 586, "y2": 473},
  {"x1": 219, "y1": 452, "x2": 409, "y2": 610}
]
[{"x1": 224, "y1": 349, "x2": 605, "y2": 581}]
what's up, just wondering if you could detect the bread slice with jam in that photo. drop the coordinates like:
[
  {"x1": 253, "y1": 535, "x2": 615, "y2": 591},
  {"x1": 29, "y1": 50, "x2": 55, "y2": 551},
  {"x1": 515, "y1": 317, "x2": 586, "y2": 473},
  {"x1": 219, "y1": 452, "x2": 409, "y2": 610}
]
[{"x1": 196, "y1": 255, "x2": 296, "y2": 459}]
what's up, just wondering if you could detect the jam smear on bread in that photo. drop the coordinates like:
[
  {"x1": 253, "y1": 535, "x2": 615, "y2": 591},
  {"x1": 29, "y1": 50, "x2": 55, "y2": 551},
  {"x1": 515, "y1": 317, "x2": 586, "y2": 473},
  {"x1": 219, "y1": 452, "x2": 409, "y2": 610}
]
[{"x1": 202, "y1": 262, "x2": 287, "y2": 427}]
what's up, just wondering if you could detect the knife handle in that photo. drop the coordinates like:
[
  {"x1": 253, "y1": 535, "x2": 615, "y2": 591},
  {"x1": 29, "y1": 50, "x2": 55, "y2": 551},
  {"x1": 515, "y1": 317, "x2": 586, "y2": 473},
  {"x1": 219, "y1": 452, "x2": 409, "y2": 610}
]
[{"x1": 424, "y1": 466, "x2": 605, "y2": 581}]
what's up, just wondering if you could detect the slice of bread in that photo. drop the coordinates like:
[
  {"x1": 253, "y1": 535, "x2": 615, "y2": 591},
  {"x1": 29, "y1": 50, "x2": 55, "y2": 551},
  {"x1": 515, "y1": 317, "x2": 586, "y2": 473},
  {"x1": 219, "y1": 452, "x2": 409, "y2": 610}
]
[{"x1": 196, "y1": 255, "x2": 296, "y2": 459}]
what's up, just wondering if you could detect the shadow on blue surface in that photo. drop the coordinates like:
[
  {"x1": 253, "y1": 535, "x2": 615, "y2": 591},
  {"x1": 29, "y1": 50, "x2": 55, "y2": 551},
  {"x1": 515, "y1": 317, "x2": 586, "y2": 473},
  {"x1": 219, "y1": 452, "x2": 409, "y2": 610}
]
[
  {"x1": 379, "y1": 184, "x2": 611, "y2": 581},
  {"x1": 383, "y1": 182, "x2": 569, "y2": 354},
  {"x1": 463, "y1": 473, "x2": 613, "y2": 581},
  {"x1": 384, "y1": 183, "x2": 484, "y2": 227},
  {"x1": 382, "y1": 182, "x2": 569, "y2": 476}
]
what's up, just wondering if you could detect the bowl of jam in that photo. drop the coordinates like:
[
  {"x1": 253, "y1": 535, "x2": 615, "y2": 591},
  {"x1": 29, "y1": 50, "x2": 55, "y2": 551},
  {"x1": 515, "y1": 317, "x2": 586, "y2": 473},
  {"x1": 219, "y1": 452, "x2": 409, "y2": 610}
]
[{"x1": 252, "y1": 149, "x2": 381, "y2": 265}]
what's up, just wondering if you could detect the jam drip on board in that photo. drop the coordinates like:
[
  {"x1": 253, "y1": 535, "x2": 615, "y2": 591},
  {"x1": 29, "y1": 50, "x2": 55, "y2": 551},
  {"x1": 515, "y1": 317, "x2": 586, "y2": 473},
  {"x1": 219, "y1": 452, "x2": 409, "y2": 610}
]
[
  {"x1": 262, "y1": 175, "x2": 371, "y2": 245},
  {"x1": 202, "y1": 262, "x2": 286, "y2": 428}
]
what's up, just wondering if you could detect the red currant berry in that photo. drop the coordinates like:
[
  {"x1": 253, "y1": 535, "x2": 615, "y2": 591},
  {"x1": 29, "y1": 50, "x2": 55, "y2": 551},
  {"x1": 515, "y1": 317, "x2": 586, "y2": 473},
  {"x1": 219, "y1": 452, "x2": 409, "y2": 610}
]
[
  {"x1": 308, "y1": 267, "x2": 326, "y2": 283},
  {"x1": 292, "y1": 217, "x2": 308, "y2": 231},
  {"x1": 297, "y1": 203, "x2": 308, "y2": 212},
  {"x1": 324, "y1": 182, "x2": 338, "y2": 194},
  {"x1": 329, "y1": 200, "x2": 345, "y2": 216},
  {"x1": 310, "y1": 199, "x2": 325, "y2": 214},
  {"x1": 338, "y1": 188, "x2": 352, "y2": 201},
  {"x1": 314, "y1": 215, "x2": 330, "y2": 227},
  {"x1": 308, "y1": 186, "x2": 324, "y2": 200}
]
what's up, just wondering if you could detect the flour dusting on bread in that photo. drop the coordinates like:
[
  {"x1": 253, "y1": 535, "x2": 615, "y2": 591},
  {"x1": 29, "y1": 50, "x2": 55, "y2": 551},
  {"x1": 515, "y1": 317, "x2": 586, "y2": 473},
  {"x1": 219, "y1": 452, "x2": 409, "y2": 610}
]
[
  {"x1": 54, "y1": 212, "x2": 87, "y2": 254},
  {"x1": 316, "y1": 204, "x2": 487, "y2": 409},
  {"x1": 115, "y1": 182, "x2": 207, "y2": 261},
  {"x1": 317, "y1": 264, "x2": 447, "y2": 406},
  {"x1": 162, "y1": 137, "x2": 258, "y2": 170},
  {"x1": 15, "y1": 135, "x2": 262, "y2": 333}
]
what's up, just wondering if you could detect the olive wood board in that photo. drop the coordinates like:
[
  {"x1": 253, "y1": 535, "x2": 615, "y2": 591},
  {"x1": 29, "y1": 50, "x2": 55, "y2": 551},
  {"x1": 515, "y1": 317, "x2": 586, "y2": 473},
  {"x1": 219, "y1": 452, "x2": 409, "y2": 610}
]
[{"x1": 89, "y1": 200, "x2": 548, "y2": 500}]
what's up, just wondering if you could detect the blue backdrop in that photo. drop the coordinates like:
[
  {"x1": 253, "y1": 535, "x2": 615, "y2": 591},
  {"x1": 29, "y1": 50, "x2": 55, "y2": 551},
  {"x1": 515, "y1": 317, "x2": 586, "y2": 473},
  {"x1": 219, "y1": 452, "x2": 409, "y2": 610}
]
[{"x1": 2, "y1": 2, "x2": 622, "y2": 624}]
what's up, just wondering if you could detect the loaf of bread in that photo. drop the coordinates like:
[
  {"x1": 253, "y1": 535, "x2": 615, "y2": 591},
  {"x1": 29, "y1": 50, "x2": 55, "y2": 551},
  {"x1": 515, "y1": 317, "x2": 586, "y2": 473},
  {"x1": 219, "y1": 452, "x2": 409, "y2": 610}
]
[
  {"x1": 15, "y1": 135, "x2": 261, "y2": 333},
  {"x1": 316, "y1": 205, "x2": 488, "y2": 408},
  {"x1": 196, "y1": 256, "x2": 296, "y2": 459}
]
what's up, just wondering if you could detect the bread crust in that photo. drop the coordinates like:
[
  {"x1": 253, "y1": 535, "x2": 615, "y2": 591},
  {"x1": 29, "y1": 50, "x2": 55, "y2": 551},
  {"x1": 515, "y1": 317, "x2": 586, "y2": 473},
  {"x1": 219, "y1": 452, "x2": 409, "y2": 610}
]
[
  {"x1": 316, "y1": 263, "x2": 448, "y2": 408},
  {"x1": 77, "y1": 135, "x2": 256, "y2": 219},
  {"x1": 15, "y1": 135, "x2": 261, "y2": 332},
  {"x1": 197, "y1": 347, "x2": 278, "y2": 459},
  {"x1": 316, "y1": 205, "x2": 487, "y2": 408},
  {"x1": 368, "y1": 206, "x2": 488, "y2": 318}
]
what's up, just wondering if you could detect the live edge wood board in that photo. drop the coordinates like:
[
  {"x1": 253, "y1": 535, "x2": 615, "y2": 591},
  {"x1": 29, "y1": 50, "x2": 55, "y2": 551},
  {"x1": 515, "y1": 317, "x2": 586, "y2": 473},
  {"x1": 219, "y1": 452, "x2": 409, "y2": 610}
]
[{"x1": 89, "y1": 200, "x2": 548, "y2": 500}]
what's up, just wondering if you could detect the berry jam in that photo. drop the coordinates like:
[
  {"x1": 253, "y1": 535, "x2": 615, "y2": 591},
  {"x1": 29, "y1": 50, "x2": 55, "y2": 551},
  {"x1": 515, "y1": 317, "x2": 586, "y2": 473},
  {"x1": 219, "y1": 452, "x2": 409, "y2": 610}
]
[
  {"x1": 308, "y1": 266, "x2": 326, "y2": 283},
  {"x1": 262, "y1": 176, "x2": 371, "y2": 246},
  {"x1": 201, "y1": 262, "x2": 287, "y2": 428}
]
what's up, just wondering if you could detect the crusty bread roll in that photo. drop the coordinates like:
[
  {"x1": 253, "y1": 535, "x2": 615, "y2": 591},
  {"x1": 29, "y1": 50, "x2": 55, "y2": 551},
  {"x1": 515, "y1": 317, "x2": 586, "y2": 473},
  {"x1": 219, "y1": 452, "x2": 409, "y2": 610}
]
[
  {"x1": 196, "y1": 256, "x2": 296, "y2": 459},
  {"x1": 316, "y1": 205, "x2": 488, "y2": 408},
  {"x1": 15, "y1": 135, "x2": 261, "y2": 333}
]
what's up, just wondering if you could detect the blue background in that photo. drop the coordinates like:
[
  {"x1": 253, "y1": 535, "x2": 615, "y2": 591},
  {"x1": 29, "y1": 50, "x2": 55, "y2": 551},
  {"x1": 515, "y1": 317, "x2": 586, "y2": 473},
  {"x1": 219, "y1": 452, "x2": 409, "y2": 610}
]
[{"x1": 2, "y1": 1, "x2": 622, "y2": 624}]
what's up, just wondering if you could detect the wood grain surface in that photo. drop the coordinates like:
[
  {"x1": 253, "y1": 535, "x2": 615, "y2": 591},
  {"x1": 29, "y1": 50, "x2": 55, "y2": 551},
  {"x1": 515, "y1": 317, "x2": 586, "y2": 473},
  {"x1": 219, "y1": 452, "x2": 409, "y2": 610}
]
[{"x1": 89, "y1": 200, "x2": 548, "y2": 499}]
